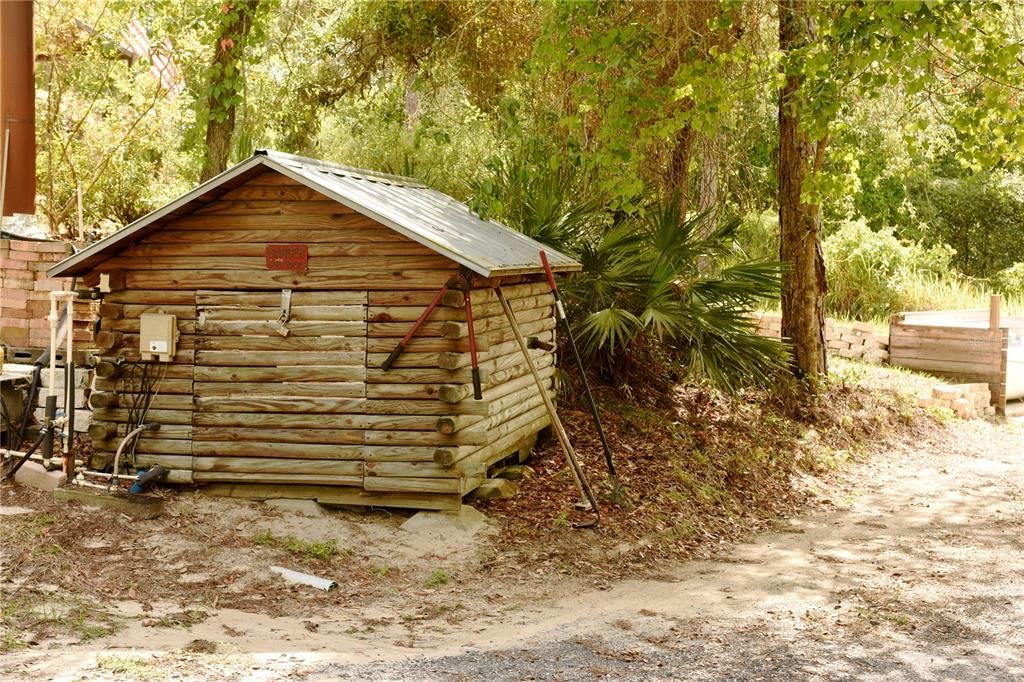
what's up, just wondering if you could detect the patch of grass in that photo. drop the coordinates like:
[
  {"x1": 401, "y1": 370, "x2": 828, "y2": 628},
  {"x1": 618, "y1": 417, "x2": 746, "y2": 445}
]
[
  {"x1": 0, "y1": 594, "x2": 122, "y2": 651},
  {"x1": 142, "y1": 610, "x2": 208, "y2": 629},
  {"x1": 424, "y1": 569, "x2": 450, "y2": 588},
  {"x1": 368, "y1": 564, "x2": 391, "y2": 578},
  {"x1": 250, "y1": 530, "x2": 340, "y2": 560},
  {"x1": 96, "y1": 653, "x2": 163, "y2": 680}
]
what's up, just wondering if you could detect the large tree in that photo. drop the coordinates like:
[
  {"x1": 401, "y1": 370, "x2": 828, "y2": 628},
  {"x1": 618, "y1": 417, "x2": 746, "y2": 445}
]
[
  {"x1": 776, "y1": 0, "x2": 1023, "y2": 380},
  {"x1": 199, "y1": 0, "x2": 264, "y2": 182}
]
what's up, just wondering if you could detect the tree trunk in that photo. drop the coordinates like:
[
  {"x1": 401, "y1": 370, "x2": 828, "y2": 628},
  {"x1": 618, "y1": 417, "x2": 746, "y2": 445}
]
[
  {"x1": 668, "y1": 125, "x2": 694, "y2": 216},
  {"x1": 404, "y1": 61, "x2": 421, "y2": 131},
  {"x1": 778, "y1": 0, "x2": 827, "y2": 379},
  {"x1": 697, "y1": 132, "x2": 720, "y2": 237},
  {"x1": 199, "y1": 1, "x2": 258, "y2": 182}
]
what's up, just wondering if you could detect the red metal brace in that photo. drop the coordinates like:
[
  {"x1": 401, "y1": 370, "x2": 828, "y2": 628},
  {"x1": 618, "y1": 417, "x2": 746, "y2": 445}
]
[{"x1": 380, "y1": 283, "x2": 449, "y2": 371}]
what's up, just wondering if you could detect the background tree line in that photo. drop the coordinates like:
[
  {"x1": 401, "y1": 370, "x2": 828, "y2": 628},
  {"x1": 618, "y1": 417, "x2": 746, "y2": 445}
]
[{"x1": 34, "y1": 0, "x2": 1024, "y2": 388}]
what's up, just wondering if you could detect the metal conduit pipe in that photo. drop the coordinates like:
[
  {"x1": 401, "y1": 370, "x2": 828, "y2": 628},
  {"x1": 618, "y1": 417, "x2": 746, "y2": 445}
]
[{"x1": 110, "y1": 423, "x2": 160, "y2": 488}]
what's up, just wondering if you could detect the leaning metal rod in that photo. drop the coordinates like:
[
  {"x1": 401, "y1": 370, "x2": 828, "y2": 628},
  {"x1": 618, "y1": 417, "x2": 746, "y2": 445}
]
[
  {"x1": 540, "y1": 250, "x2": 620, "y2": 491},
  {"x1": 380, "y1": 283, "x2": 449, "y2": 371},
  {"x1": 462, "y1": 272, "x2": 483, "y2": 400},
  {"x1": 494, "y1": 285, "x2": 600, "y2": 528}
]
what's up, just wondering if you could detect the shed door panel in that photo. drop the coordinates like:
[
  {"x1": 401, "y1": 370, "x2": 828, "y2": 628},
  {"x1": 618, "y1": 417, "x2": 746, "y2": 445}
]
[{"x1": 190, "y1": 290, "x2": 367, "y2": 486}]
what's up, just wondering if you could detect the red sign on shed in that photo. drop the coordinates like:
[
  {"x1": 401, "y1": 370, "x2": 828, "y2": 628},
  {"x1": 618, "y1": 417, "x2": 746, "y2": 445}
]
[{"x1": 265, "y1": 244, "x2": 308, "y2": 271}]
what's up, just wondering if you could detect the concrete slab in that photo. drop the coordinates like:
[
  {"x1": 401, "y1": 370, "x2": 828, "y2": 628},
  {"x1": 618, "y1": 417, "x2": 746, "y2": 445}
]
[
  {"x1": 469, "y1": 478, "x2": 518, "y2": 501},
  {"x1": 401, "y1": 504, "x2": 488, "y2": 536},
  {"x1": 53, "y1": 487, "x2": 164, "y2": 520},
  {"x1": 265, "y1": 498, "x2": 324, "y2": 517},
  {"x1": 0, "y1": 506, "x2": 35, "y2": 515},
  {"x1": 14, "y1": 461, "x2": 67, "y2": 491}
]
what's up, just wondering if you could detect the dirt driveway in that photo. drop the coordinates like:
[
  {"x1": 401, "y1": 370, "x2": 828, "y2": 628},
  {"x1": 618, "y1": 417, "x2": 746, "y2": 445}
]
[{"x1": 3, "y1": 417, "x2": 1022, "y2": 681}]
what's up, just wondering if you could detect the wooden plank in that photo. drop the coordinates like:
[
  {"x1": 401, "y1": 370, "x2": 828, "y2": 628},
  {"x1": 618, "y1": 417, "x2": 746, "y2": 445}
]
[
  {"x1": 194, "y1": 336, "x2": 365, "y2": 352},
  {"x1": 439, "y1": 282, "x2": 549, "y2": 308},
  {"x1": 219, "y1": 185, "x2": 330, "y2": 201},
  {"x1": 196, "y1": 320, "x2": 365, "y2": 337},
  {"x1": 193, "y1": 396, "x2": 490, "y2": 416},
  {"x1": 93, "y1": 438, "x2": 192, "y2": 455},
  {"x1": 888, "y1": 346, "x2": 1003, "y2": 367},
  {"x1": 95, "y1": 423, "x2": 192, "y2": 440},
  {"x1": 193, "y1": 472, "x2": 363, "y2": 486},
  {"x1": 201, "y1": 483, "x2": 462, "y2": 511},
  {"x1": 90, "y1": 408, "x2": 194, "y2": 425},
  {"x1": 105, "y1": 290, "x2": 196, "y2": 305},
  {"x1": 242, "y1": 171, "x2": 305, "y2": 186},
  {"x1": 191, "y1": 441, "x2": 438, "y2": 461},
  {"x1": 194, "y1": 366, "x2": 366, "y2": 382},
  {"x1": 365, "y1": 383, "x2": 445, "y2": 400},
  {"x1": 199, "y1": 305, "x2": 365, "y2": 322},
  {"x1": 363, "y1": 429, "x2": 486, "y2": 447},
  {"x1": 367, "y1": 321, "x2": 450, "y2": 338},
  {"x1": 440, "y1": 306, "x2": 552, "y2": 339},
  {"x1": 890, "y1": 324, "x2": 1004, "y2": 343},
  {"x1": 135, "y1": 454, "x2": 193, "y2": 470},
  {"x1": 197, "y1": 290, "x2": 367, "y2": 306},
  {"x1": 104, "y1": 255, "x2": 456, "y2": 271},
  {"x1": 362, "y1": 475, "x2": 461, "y2": 494},
  {"x1": 889, "y1": 356, "x2": 1003, "y2": 375},
  {"x1": 101, "y1": 332, "x2": 197, "y2": 350},
  {"x1": 124, "y1": 242, "x2": 437, "y2": 258},
  {"x1": 90, "y1": 393, "x2": 193, "y2": 411},
  {"x1": 126, "y1": 269, "x2": 453, "y2": 291},
  {"x1": 365, "y1": 461, "x2": 480, "y2": 479},
  {"x1": 194, "y1": 381, "x2": 365, "y2": 398},
  {"x1": 192, "y1": 456, "x2": 362, "y2": 476},
  {"x1": 193, "y1": 427, "x2": 365, "y2": 444},
  {"x1": 192, "y1": 441, "x2": 364, "y2": 459},
  {"x1": 167, "y1": 213, "x2": 380, "y2": 230},
  {"x1": 192, "y1": 199, "x2": 351, "y2": 216},
  {"x1": 195, "y1": 350, "x2": 364, "y2": 366},
  {"x1": 365, "y1": 352, "x2": 442, "y2": 369},
  {"x1": 192, "y1": 412, "x2": 439, "y2": 430},
  {"x1": 94, "y1": 378, "x2": 194, "y2": 395},
  {"x1": 366, "y1": 336, "x2": 489, "y2": 353},
  {"x1": 365, "y1": 368, "x2": 486, "y2": 384},
  {"x1": 144, "y1": 229, "x2": 409, "y2": 244}
]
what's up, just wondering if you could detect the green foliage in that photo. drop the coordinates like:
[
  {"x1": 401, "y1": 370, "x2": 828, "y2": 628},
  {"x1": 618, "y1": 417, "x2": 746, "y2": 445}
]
[
  {"x1": 473, "y1": 149, "x2": 787, "y2": 390},
  {"x1": 992, "y1": 263, "x2": 1024, "y2": 298},
  {"x1": 251, "y1": 530, "x2": 339, "y2": 560},
  {"x1": 823, "y1": 220, "x2": 958, "y2": 320},
  {"x1": 904, "y1": 170, "x2": 1024, "y2": 278},
  {"x1": 425, "y1": 569, "x2": 450, "y2": 588}
]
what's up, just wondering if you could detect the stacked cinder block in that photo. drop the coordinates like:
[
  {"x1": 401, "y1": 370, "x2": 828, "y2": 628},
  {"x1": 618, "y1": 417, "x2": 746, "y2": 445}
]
[
  {"x1": 753, "y1": 313, "x2": 889, "y2": 364},
  {"x1": 31, "y1": 366, "x2": 93, "y2": 434},
  {"x1": 0, "y1": 238, "x2": 92, "y2": 350},
  {"x1": 918, "y1": 383, "x2": 995, "y2": 419}
]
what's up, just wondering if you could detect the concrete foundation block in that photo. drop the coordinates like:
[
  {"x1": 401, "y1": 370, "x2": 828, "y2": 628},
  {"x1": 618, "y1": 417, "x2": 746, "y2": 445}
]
[
  {"x1": 401, "y1": 504, "x2": 488, "y2": 535},
  {"x1": 53, "y1": 487, "x2": 163, "y2": 519},
  {"x1": 14, "y1": 461, "x2": 67, "y2": 491},
  {"x1": 265, "y1": 498, "x2": 324, "y2": 517}
]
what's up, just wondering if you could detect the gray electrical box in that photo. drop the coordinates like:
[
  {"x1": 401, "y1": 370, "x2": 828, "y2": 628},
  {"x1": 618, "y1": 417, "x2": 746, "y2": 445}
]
[{"x1": 139, "y1": 313, "x2": 177, "y2": 362}]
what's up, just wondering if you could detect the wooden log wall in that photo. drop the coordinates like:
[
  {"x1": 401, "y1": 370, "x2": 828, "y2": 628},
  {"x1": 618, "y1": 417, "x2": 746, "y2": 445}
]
[
  {"x1": 83, "y1": 170, "x2": 558, "y2": 510},
  {"x1": 889, "y1": 318, "x2": 1009, "y2": 414}
]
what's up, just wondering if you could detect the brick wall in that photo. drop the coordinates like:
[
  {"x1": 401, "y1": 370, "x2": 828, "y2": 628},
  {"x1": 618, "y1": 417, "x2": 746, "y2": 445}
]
[
  {"x1": 918, "y1": 383, "x2": 995, "y2": 419},
  {"x1": 753, "y1": 312, "x2": 890, "y2": 364},
  {"x1": 1, "y1": 238, "x2": 93, "y2": 350}
]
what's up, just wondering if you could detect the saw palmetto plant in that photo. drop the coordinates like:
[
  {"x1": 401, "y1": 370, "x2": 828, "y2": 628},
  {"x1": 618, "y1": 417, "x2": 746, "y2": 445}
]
[{"x1": 473, "y1": 155, "x2": 789, "y2": 391}]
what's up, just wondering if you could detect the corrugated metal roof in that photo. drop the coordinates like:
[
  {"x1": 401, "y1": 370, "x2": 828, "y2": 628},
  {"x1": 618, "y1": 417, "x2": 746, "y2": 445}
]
[{"x1": 48, "y1": 150, "x2": 581, "y2": 278}]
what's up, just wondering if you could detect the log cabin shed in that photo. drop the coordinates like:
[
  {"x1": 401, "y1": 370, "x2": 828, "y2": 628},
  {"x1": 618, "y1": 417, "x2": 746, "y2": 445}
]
[{"x1": 48, "y1": 149, "x2": 580, "y2": 510}]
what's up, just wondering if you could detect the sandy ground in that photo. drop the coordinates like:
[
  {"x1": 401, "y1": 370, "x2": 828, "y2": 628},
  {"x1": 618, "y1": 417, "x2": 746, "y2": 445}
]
[{"x1": 1, "y1": 416, "x2": 1022, "y2": 681}]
